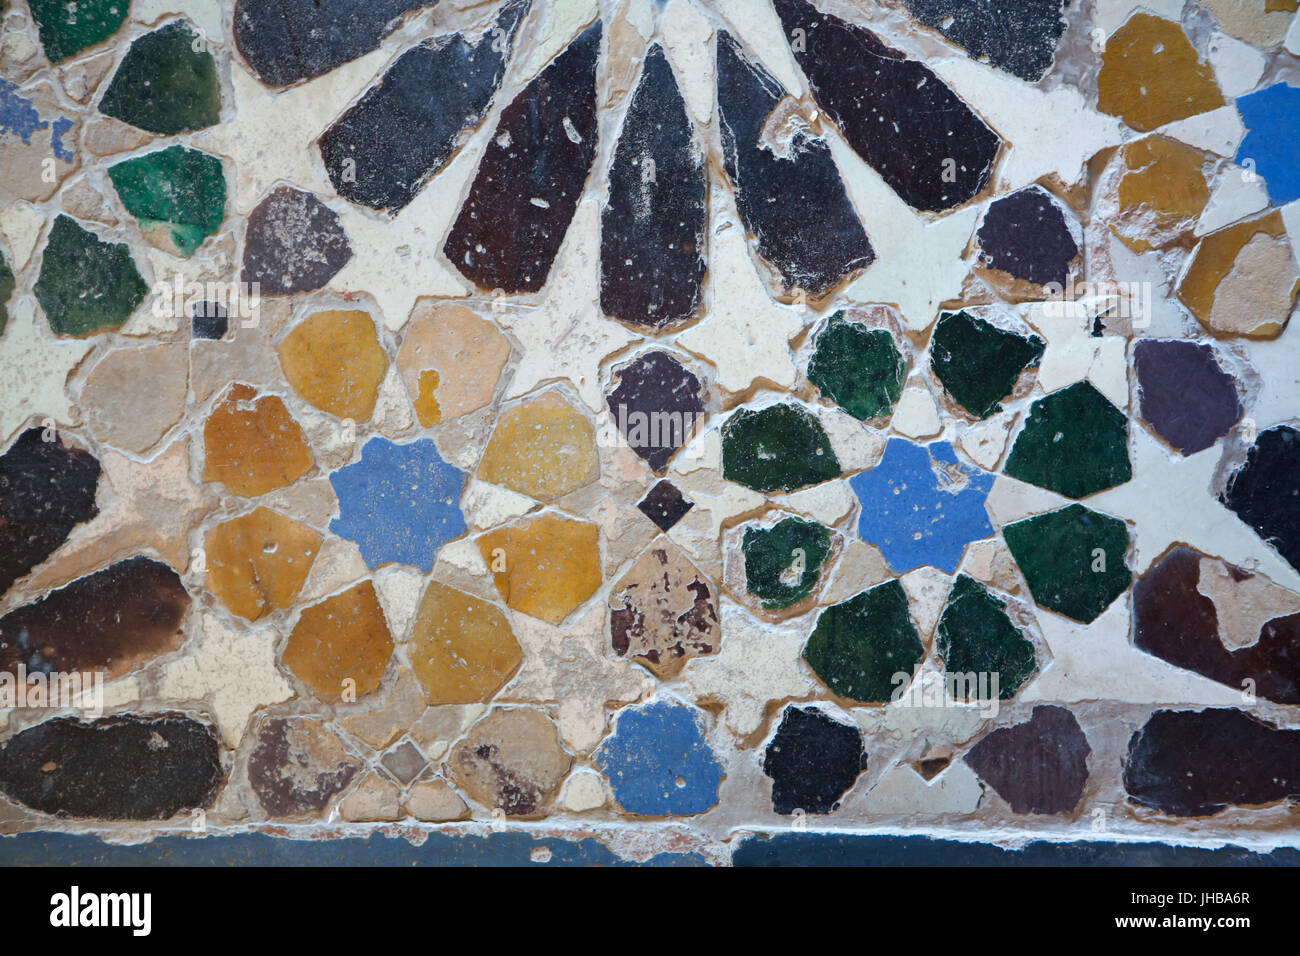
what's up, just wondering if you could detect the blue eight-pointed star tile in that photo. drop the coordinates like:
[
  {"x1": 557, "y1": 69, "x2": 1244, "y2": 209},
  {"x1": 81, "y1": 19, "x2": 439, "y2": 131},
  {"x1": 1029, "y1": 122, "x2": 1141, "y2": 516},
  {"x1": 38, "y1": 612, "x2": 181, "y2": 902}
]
[
  {"x1": 595, "y1": 700, "x2": 724, "y2": 816},
  {"x1": 329, "y1": 437, "x2": 467, "y2": 572},
  {"x1": 849, "y1": 438, "x2": 994, "y2": 574}
]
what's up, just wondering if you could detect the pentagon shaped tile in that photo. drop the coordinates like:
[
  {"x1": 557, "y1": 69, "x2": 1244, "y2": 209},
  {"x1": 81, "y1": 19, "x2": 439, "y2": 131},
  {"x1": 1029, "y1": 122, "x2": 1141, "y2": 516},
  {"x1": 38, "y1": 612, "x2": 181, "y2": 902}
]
[
  {"x1": 204, "y1": 507, "x2": 322, "y2": 622},
  {"x1": 278, "y1": 309, "x2": 388, "y2": 421},
  {"x1": 1002, "y1": 504, "x2": 1132, "y2": 623},
  {"x1": 476, "y1": 513, "x2": 601, "y2": 624},
  {"x1": 408, "y1": 580, "x2": 522, "y2": 704},
  {"x1": 803, "y1": 580, "x2": 924, "y2": 703},
  {"x1": 99, "y1": 20, "x2": 220, "y2": 135},
  {"x1": 608, "y1": 538, "x2": 719, "y2": 678},
  {"x1": 202, "y1": 383, "x2": 315, "y2": 497},
  {"x1": 478, "y1": 391, "x2": 598, "y2": 501},
  {"x1": 282, "y1": 580, "x2": 394, "y2": 701},
  {"x1": 1004, "y1": 382, "x2": 1131, "y2": 499}
]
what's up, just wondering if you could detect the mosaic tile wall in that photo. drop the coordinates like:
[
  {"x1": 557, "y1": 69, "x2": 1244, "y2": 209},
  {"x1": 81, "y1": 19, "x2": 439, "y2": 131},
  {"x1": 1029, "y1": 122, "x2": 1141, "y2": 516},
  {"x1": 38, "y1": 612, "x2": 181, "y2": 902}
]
[{"x1": 1, "y1": 0, "x2": 1299, "y2": 866}]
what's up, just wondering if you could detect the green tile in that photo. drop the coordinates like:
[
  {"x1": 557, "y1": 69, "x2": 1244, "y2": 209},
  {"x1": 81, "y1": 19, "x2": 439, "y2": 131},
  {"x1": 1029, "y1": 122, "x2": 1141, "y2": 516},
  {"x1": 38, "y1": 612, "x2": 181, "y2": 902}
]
[
  {"x1": 742, "y1": 516, "x2": 832, "y2": 610},
  {"x1": 28, "y1": 0, "x2": 130, "y2": 64},
  {"x1": 722, "y1": 403, "x2": 841, "y2": 493},
  {"x1": 936, "y1": 574, "x2": 1036, "y2": 698},
  {"x1": 806, "y1": 312, "x2": 906, "y2": 421},
  {"x1": 1003, "y1": 381, "x2": 1131, "y2": 498},
  {"x1": 108, "y1": 145, "x2": 226, "y2": 257},
  {"x1": 0, "y1": 248, "x2": 13, "y2": 335},
  {"x1": 929, "y1": 310, "x2": 1044, "y2": 418},
  {"x1": 1002, "y1": 504, "x2": 1131, "y2": 624},
  {"x1": 99, "y1": 20, "x2": 219, "y2": 135},
  {"x1": 34, "y1": 215, "x2": 147, "y2": 337},
  {"x1": 803, "y1": 580, "x2": 924, "y2": 703}
]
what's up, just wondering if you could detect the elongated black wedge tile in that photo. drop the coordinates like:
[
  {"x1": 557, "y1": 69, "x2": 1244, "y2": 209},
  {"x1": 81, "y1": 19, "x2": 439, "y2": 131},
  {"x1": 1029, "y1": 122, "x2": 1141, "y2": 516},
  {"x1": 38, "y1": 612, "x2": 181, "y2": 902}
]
[
  {"x1": 715, "y1": 31, "x2": 872, "y2": 297},
  {"x1": 444, "y1": 21, "x2": 602, "y2": 293},
  {"x1": 902, "y1": 0, "x2": 1070, "y2": 82},
  {"x1": 0, "y1": 429, "x2": 100, "y2": 598},
  {"x1": 600, "y1": 45, "x2": 706, "y2": 330},
  {"x1": 1123, "y1": 708, "x2": 1300, "y2": 817},
  {"x1": 963, "y1": 705, "x2": 1091, "y2": 814},
  {"x1": 773, "y1": 0, "x2": 1000, "y2": 212},
  {"x1": 234, "y1": 0, "x2": 434, "y2": 87},
  {"x1": 320, "y1": 0, "x2": 531, "y2": 212},
  {"x1": 241, "y1": 186, "x2": 352, "y2": 295},
  {"x1": 0, "y1": 556, "x2": 190, "y2": 680},
  {"x1": 1134, "y1": 546, "x2": 1300, "y2": 705},
  {"x1": 0, "y1": 714, "x2": 222, "y2": 819},
  {"x1": 1220, "y1": 425, "x2": 1300, "y2": 573}
]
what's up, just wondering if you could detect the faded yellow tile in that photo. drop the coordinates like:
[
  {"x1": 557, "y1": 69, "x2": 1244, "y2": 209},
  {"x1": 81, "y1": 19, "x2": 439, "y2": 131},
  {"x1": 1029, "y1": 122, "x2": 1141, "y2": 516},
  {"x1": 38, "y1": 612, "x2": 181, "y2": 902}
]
[
  {"x1": 408, "y1": 581, "x2": 522, "y2": 704},
  {"x1": 202, "y1": 383, "x2": 314, "y2": 496},
  {"x1": 477, "y1": 514, "x2": 602, "y2": 624},
  {"x1": 1112, "y1": 136, "x2": 1210, "y2": 251},
  {"x1": 477, "y1": 391, "x2": 599, "y2": 501},
  {"x1": 1179, "y1": 210, "x2": 1300, "y2": 337},
  {"x1": 277, "y1": 309, "x2": 387, "y2": 420},
  {"x1": 205, "y1": 507, "x2": 322, "y2": 621},
  {"x1": 398, "y1": 302, "x2": 509, "y2": 422}
]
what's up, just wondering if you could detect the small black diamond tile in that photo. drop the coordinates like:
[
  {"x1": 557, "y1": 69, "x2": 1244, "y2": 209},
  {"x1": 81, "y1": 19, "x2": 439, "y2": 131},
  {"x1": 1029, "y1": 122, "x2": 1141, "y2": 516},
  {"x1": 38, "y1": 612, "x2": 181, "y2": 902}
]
[{"x1": 637, "y1": 480, "x2": 693, "y2": 532}]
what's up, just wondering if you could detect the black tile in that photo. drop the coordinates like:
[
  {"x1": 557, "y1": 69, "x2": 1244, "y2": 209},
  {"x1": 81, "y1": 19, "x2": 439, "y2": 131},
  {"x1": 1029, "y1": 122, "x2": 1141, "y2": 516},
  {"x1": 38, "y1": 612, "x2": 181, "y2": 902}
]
[
  {"x1": 637, "y1": 480, "x2": 693, "y2": 532},
  {"x1": 716, "y1": 31, "x2": 873, "y2": 297},
  {"x1": 600, "y1": 45, "x2": 706, "y2": 330},
  {"x1": 444, "y1": 21, "x2": 602, "y2": 293},
  {"x1": 319, "y1": 0, "x2": 531, "y2": 212},
  {"x1": 774, "y1": 0, "x2": 1001, "y2": 212}
]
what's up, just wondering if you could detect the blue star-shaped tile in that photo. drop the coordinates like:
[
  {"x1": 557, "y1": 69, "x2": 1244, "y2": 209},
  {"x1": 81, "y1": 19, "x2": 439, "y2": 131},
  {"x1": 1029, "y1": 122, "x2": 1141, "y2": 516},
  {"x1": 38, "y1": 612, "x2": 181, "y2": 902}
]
[
  {"x1": 329, "y1": 437, "x2": 467, "y2": 572},
  {"x1": 849, "y1": 438, "x2": 994, "y2": 574},
  {"x1": 595, "y1": 700, "x2": 724, "y2": 816}
]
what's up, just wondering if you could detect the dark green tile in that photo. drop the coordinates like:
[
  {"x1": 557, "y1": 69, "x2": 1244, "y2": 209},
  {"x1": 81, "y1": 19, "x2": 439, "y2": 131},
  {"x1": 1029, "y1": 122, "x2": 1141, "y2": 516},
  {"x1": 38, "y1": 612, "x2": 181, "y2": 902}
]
[
  {"x1": 28, "y1": 0, "x2": 129, "y2": 63},
  {"x1": 742, "y1": 516, "x2": 832, "y2": 610},
  {"x1": 807, "y1": 312, "x2": 906, "y2": 421},
  {"x1": 803, "y1": 580, "x2": 924, "y2": 702},
  {"x1": 1002, "y1": 504, "x2": 1131, "y2": 624},
  {"x1": 0, "y1": 248, "x2": 13, "y2": 335},
  {"x1": 1003, "y1": 381, "x2": 1131, "y2": 498},
  {"x1": 99, "y1": 20, "x2": 220, "y2": 135},
  {"x1": 33, "y1": 215, "x2": 147, "y2": 337},
  {"x1": 936, "y1": 574, "x2": 1036, "y2": 698},
  {"x1": 108, "y1": 145, "x2": 226, "y2": 257},
  {"x1": 722, "y1": 403, "x2": 841, "y2": 493},
  {"x1": 930, "y1": 310, "x2": 1044, "y2": 418}
]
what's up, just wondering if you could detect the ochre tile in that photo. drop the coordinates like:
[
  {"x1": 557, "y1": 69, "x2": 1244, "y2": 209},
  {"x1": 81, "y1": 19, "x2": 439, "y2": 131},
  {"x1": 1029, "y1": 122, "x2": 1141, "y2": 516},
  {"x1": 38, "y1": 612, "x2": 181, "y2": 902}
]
[
  {"x1": 282, "y1": 580, "x2": 393, "y2": 701},
  {"x1": 1097, "y1": 14, "x2": 1223, "y2": 132},
  {"x1": 202, "y1": 383, "x2": 315, "y2": 496},
  {"x1": 277, "y1": 309, "x2": 388, "y2": 421},
  {"x1": 477, "y1": 391, "x2": 599, "y2": 501},
  {"x1": 204, "y1": 507, "x2": 323, "y2": 621},
  {"x1": 408, "y1": 580, "x2": 522, "y2": 704},
  {"x1": 476, "y1": 514, "x2": 602, "y2": 624}
]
